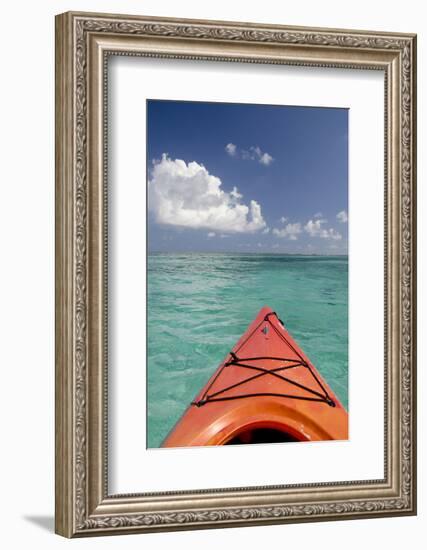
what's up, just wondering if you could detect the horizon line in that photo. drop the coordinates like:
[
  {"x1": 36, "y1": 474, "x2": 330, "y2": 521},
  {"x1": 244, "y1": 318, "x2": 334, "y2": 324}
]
[{"x1": 148, "y1": 250, "x2": 349, "y2": 256}]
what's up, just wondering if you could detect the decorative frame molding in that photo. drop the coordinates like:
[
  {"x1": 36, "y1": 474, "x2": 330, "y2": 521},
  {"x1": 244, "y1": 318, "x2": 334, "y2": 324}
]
[{"x1": 55, "y1": 11, "x2": 416, "y2": 537}]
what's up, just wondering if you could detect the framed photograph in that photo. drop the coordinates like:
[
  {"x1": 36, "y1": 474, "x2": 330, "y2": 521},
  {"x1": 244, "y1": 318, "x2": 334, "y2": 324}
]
[{"x1": 55, "y1": 11, "x2": 417, "y2": 537}]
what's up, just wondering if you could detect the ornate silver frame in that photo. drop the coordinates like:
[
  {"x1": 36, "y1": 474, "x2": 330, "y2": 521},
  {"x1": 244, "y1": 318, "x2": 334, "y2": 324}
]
[{"x1": 55, "y1": 11, "x2": 417, "y2": 537}]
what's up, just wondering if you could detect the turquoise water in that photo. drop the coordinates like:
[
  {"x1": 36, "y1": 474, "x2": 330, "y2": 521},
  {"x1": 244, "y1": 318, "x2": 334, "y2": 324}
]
[{"x1": 147, "y1": 253, "x2": 348, "y2": 448}]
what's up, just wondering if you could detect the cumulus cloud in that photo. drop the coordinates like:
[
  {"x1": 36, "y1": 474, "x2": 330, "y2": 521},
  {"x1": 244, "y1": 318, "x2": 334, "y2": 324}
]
[
  {"x1": 314, "y1": 212, "x2": 323, "y2": 219},
  {"x1": 262, "y1": 227, "x2": 270, "y2": 234},
  {"x1": 336, "y1": 210, "x2": 348, "y2": 223},
  {"x1": 280, "y1": 216, "x2": 288, "y2": 224},
  {"x1": 225, "y1": 143, "x2": 237, "y2": 156},
  {"x1": 226, "y1": 143, "x2": 274, "y2": 166},
  {"x1": 272, "y1": 223, "x2": 302, "y2": 240},
  {"x1": 207, "y1": 232, "x2": 216, "y2": 238},
  {"x1": 253, "y1": 147, "x2": 274, "y2": 166},
  {"x1": 304, "y1": 218, "x2": 342, "y2": 240},
  {"x1": 230, "y1": 186, "x2": 242, "y2": 200},
  {"x1": 148, "y1": 155, "x2": 267, "y2": 234}
]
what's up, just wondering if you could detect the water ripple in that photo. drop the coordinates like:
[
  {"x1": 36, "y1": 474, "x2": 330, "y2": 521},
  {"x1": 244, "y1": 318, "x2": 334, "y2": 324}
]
[{"x1": 147, "y1": 253, "x2": 348, "y2": 447}]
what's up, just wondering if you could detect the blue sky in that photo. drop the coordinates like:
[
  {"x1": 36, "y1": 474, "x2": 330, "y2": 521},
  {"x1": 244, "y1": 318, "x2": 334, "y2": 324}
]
[{"x1": 147, "y1": 100, "x2": 348, "y2": 254}]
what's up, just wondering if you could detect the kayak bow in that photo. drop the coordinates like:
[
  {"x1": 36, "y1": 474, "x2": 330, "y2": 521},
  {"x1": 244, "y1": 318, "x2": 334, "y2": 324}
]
[{"x1": 161, "y1": 306, "x2": 348, "y2": 447}]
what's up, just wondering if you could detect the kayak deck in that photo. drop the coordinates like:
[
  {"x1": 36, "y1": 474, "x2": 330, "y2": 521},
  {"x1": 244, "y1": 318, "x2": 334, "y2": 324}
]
[{"x1": 161, "y1": 306, "x2": 348, "y2": 447}]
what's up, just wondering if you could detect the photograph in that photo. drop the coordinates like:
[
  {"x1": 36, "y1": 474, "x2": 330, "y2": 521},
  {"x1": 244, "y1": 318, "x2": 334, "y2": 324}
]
[
  {"x1": 53, "y1": 9, "x2": 416, "y2": 538},
  {"x1": 147, "y1": 99, "x2": 349, "y2": 448}
]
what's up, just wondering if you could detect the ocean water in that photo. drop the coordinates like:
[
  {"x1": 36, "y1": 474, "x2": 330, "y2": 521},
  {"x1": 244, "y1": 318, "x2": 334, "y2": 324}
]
[{"x1": 147, "y1": 253, "x2": 348, "y2": 448}]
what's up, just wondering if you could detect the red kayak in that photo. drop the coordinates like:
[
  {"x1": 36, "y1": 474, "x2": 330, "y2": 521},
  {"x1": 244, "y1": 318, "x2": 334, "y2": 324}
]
[{"x1": 162, "y1": 306, "x2": 348, "y2": 447}]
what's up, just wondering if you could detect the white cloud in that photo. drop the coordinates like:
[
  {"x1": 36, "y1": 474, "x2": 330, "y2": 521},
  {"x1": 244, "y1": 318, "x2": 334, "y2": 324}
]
[
  {"x1": 314, "y1": 212, "x2": 323, "y2": 218},
  {"x1": 226, "y1": 144, "x2": 274, "y2": 166},
  {"x1": 257, "y1": 150, "x2": 274, "y2": 166},
  {"x1": 225, "y1": 143, "x2": 237, "y2": 156},
  {"x1": 304, "y1": 218, "x2": 342, "y2": 240},
  {"x1": 260, "y1": 154, "x2": 273, "y2": 166},
  {"x1": 336, "y1": 210, "x2": 348, "y2": 223},
  {"x1": 207, "y1": 232, "x2": 216, "y2": 238},
  {"x1": 249, "y1": 146, "x2": 274, "y2": 165},
  {"x1": 272, "y1": 222, "x2": 302, "y2": 241},
  {"x1": 280, "y1": 216, "x2": 288, "y2": 224},
  {"x1": 262, "y1": 227, "x2": 270, "y2": 234},
  {"x1": 148, "y1": 155, "x2": 267, "y2": 234},
  {"x1": 230, "y1": 186, "x2": 242, "y2": 200}
]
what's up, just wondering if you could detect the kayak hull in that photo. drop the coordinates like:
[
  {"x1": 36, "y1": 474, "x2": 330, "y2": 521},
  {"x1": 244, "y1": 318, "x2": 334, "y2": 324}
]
[{"x1": 162, "y1": 306, "x2": 348, "y2": 447}]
